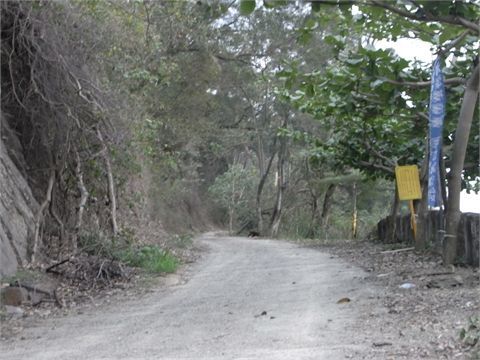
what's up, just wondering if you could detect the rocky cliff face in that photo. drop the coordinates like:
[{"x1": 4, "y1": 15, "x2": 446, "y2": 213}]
[{"x1": 0, "y1": 138, "x2": 38, "y2": 277}]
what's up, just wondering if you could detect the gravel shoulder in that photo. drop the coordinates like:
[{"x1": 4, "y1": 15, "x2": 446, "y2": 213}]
[{"x1": 304, "y1": 239, "x2": 480, "y2": 359}]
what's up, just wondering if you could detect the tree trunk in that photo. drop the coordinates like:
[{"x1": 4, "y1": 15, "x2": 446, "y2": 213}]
[
  {"x1": 439, "y1": 147, "x2": 448, "y2": 212},
  {"x1": 32, "y1": 169, "x2": 55, "y2": 264},
  {"x1": 416, "y1": 159, "x2": 429, "y2": 250},
  {"x1": 386, "y1": 183, "x2": 400, "y2": 243},
  {"x1": 270, "y1": 133, "x2": 288, "y2": 238},
  {"x1": 352, "y1": 182, "x2": 358, "y2": 239},
  {"x1": 304, "y1": 158, "x2": 318, "y2": 238},
  {"x1": 254, "y1": 79, "x2": 271, "y2": 235},
  {"x1": 256, "y1": 139, "x2": 276, "y2": 235},
  {"x1": 96, "y1": 128, "x2": 118, "y2": 236},
  {"x1": 270, "y1": 169, "x2": 284, "y2": 237},
  {"x1": 228, "y1": 207, "x2": 234, "y2": 235},
  {"x1": 320, "y1": 183, "x2": 336, "y2": 225},
  {"x1": 444, "y1": 64, "x2": 479, "y2": 265},
  {"x1": 307, "y1": 193, "x2": 319, "y2": 238},
  {"x1": 74, "y1": 149, "x2": 89, "y2": 251},
  {"x1": 415, "y1": 143, "x2": 430, "y2": 250},
  {"x1": 49, "y1": 184, "x2": 65, "y2": 255}
]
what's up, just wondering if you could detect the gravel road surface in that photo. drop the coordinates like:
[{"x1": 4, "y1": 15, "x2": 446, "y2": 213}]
[{"x1": 1, "y1": 234, "x2": 379, "y2": 359}]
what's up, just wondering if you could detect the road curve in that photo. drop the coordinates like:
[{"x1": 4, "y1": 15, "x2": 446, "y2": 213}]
[{"x1": 1, "y1": 234, "x2": 376, "y2": 359}]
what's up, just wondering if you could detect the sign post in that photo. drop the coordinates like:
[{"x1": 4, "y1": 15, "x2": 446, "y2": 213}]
[{"x1": 395, "y1": 165, "x2": 422, "y2": 240}]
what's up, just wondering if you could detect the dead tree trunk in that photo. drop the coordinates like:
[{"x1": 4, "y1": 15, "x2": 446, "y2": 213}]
[{"x1": 74, "y1": 149, "x2": 89, "y2": 250}]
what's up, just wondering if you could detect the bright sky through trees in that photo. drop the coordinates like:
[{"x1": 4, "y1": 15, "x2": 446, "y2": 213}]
[{"x1": 377, "y1": 38, "x2": 434, "y2": 63}]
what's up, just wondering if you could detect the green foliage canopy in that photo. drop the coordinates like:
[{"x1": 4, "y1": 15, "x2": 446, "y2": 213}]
[{"x1": 274, "y1": 1, "x2": 478, "y2": 183}]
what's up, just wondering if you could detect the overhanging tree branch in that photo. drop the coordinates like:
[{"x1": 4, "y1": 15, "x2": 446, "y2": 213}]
[
  {"x1": 437, "y1": 29, "x2": 472, "y2": 57},
  {"x1": 311, "y1": 1, "x2": 479, "y2": 33},
  {"x1": 364, "y1": 140, "x2": 397, "y2": 168},
  {"x1": 383, "y1": 77, "x2": 465, "y2": 87},
  {"x1": 370, "y1": 1, "x2": 480, "y2": 33},
  {"x1": 359, "y1": 160, "x2": 394, "y2": 174}
]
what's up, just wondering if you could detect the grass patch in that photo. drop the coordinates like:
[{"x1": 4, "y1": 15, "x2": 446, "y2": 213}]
[
  {"x1": 78, "y1": 232, "x2": 180, "y2": 274},
  {"x1": 117, "y1": 245, "x2": 179, "y2": 274}
]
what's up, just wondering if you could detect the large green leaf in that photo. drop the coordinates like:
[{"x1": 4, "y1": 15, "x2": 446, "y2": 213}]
[
  {"x1": 311, "y1": 2, "x2": 321, "y2": 13},
  {"x1": 239, "y1": 0, "x2": 256, "y2": 15},
  {"x1": 264, "y1": 0, "x2": 287, "y2": 9}
]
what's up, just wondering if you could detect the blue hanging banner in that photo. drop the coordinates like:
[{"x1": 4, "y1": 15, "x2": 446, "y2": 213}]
[{"x1": 428, "y1": 57, "x2": 446, "y2": 208}]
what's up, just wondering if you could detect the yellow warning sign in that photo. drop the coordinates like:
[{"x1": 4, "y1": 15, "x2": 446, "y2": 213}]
[{"x1": 395, "y1": 165, "x2": 422, "y2": 200}]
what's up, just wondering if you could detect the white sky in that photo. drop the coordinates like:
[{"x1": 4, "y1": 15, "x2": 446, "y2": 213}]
[
  {"x1": 460, "y1": 191, "x2": 480, "y2": 213},
  {"x1": 376, "y1": 38, "x2": 434, "y2": 64}
]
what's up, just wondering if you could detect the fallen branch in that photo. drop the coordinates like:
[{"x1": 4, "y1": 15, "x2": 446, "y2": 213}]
[
  {"x1": 380, "y1": 247, "x2": 414, "y2": 254},
  {"x1": 411, "y1": 271, "x2": 455, "y2": 278},
  {"x1": 372, "y1": 341, "x2": 393, "y2": 347},
  {"x1": 45, "y1": 257, "x2": 72, "y2": 273}
]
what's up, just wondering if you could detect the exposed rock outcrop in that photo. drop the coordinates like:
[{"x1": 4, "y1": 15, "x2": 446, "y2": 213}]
[{"x1": 0, "y1": 138, "x2": 38, "y2": 277}]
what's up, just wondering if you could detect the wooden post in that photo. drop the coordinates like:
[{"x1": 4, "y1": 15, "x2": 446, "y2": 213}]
[
  {"x1": 409, "y1": 200, "x2": 417, "y2": 240},
  {"x1": 352, "y1": 182, "x2": 358, "y2": 239}
]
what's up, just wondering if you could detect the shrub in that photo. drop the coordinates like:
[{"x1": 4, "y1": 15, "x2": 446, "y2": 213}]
[
  {"x1": 118, "y1": 246, "x2": 179, "y2": 273},
  {"x1": 78, "y1": 233, "x2": 179, "y2": 274}
]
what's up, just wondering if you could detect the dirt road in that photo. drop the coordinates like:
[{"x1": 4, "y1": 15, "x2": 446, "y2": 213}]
[{"x1": 1, "y1": 234, "x2": 381, "y2": 359}]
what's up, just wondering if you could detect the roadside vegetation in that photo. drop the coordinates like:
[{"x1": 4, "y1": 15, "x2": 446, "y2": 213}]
[{"x1": 117, "y1": 246, "x2": 179, "y2": 274}]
